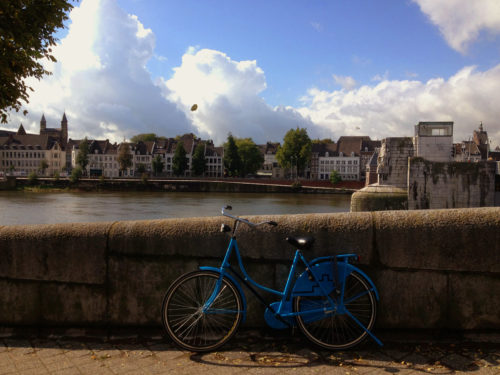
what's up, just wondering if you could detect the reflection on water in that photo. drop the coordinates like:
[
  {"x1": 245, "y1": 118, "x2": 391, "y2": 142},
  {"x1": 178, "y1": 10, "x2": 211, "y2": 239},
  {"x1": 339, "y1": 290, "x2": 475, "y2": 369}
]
[{"x1": 0, "y1": 191, "x2": 351, "y2": 225}]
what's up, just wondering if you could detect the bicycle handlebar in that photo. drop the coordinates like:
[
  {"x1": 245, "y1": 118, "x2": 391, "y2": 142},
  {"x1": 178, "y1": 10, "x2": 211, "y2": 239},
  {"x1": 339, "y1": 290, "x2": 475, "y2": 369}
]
[{"x1": 221, "y1": 206, "x2": 278, "y2": 228}]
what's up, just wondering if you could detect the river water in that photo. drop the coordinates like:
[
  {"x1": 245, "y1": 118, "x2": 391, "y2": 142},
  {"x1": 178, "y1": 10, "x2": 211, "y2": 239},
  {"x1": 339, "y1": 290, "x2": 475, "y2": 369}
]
[{"x1": 0, "y1": 191, "x2": 351, "y2": 226}]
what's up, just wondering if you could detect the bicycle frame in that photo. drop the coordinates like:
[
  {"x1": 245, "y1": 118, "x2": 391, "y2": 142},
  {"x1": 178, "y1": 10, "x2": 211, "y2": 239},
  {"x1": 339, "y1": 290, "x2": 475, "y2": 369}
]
[{"x1": 200, "y1": 234, "x2": 383, "y2": 347}]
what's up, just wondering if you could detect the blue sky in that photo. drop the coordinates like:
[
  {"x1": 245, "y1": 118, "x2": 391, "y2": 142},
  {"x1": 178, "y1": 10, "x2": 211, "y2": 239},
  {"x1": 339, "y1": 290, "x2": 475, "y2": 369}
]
[
  {"x1": 122, "y1": 0, "x2": 498, "y2": 102},
  {"x1": 5, "y1": 0, "x2": 500, "y2": 147}
]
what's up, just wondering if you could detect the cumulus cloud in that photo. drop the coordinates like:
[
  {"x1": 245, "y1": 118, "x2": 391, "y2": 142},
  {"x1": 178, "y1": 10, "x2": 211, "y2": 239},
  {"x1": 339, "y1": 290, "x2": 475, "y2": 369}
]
[
  {"x1": 4, "y1": 0, "x2": 314, "y2": 145},
  {"x1": 162, "y1": 48, "x2": 315, "y2": 144},
  {"x1": 6, "y1": 0, "x2": 193, "y2": 141},
  {"x1": 3, "y1": 0, "x2": 499, "y2": 149},
  {"x1": 298, "y1": 65, "x2": 500, "y2": 147},
  {"x1": 333, "y1": 75, "x2": 357, "y2": 90},
  {"x1": 414, "y1": 0, "x2": 500, "y2": 53}
]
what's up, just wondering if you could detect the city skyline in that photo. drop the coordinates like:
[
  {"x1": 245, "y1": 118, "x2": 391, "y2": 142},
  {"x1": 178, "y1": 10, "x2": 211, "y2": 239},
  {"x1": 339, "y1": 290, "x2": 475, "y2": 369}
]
[{"x1": 2, "y1": 0, "x2": 500, "y2": 148}]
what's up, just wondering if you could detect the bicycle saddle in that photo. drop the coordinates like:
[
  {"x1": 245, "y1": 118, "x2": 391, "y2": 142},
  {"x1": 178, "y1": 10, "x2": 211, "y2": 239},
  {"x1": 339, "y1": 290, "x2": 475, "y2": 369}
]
[{"x1": 286, "y1": 236, "x2": 315, "y2": 250}]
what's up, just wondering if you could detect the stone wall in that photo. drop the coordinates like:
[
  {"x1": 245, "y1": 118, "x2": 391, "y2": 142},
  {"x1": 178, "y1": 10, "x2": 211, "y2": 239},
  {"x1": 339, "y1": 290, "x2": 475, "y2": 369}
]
[
  {"x1": 1, "y1": 208, "x2": 499, "y2": 332},
  {"x1": 408, "y1": 158, "x2": 496, "y2": 209}
]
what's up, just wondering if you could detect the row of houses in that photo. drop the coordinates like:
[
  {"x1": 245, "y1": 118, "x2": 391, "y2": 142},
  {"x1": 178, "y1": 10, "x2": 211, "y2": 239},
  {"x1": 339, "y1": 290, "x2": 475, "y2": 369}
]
[
  {"x1": 67, "y1": 135, "x2": 224, "y2": 178},
  {"x1": 1, "y1": 114, "x2": 497, "y2": 180}
]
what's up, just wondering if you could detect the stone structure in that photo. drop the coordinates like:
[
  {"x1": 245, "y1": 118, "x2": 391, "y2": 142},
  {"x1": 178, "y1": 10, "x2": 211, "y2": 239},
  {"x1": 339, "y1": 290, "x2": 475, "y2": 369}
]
[
  {"x1": 408, "y1": 158, "x2": 496, "y2": 209},
  {"x1": 350, "y1": 184, "x2": 407, "y2": 212},
  {"x1": 360, "y1": 122, "x2": 497, "y2": 211},
  {"x1": 0, "y1": 208, "x2": 499, "y2": 330},
  {"x1": 376, "y1": 137, "x2": 414, "y2": 188}
]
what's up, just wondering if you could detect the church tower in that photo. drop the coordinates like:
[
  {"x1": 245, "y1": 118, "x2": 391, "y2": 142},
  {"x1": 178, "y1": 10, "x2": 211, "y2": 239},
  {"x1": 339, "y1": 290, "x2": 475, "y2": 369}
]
[
  {"x1": 40, "y1": 114, "x2": 46, "y2": 133},
  {"x1": 61, "y1": 112, "x2": 68, "y2": 147}
]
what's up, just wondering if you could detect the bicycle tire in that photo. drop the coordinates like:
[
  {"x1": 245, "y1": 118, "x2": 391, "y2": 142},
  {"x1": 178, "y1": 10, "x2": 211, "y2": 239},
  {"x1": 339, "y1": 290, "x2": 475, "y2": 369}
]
[
  {"x1": 294, "y1": 271, "x2": 377, "y2": 350},
  {"x1": 162, "y1": 270, "x2": 243, "y2": 352}
]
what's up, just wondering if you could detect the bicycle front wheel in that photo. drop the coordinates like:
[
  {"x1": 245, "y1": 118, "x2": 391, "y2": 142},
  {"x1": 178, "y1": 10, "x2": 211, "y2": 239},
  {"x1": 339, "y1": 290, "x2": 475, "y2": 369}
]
[
  {"x1": 162, "y1": 270, "x2": 243, "y2": 352},
  {"x1": 294, "y1": 271, "x2": 377, "y2": 350}
]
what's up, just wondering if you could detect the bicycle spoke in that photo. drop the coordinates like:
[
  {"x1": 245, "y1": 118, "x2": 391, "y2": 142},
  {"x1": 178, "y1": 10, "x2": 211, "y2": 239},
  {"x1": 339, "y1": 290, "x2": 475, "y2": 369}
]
[
  {"x1": 295, "y1": 271, "x2": 376, "y2": 350},
  {"x1": 162, "y1": 271, "x2": 243, "y2": 352}
]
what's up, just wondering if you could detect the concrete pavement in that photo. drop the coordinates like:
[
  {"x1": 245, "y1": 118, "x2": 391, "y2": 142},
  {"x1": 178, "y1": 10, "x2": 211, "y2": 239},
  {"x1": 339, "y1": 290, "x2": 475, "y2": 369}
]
[{"x1": 0, "y1": 329, "x2": 499, "y2": 374}]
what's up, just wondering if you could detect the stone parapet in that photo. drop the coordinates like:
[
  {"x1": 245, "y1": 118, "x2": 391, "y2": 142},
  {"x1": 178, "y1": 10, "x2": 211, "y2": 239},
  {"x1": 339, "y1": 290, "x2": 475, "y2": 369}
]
[{"x1": 0, "y1": 208, "x2": 499, "y2": 331}]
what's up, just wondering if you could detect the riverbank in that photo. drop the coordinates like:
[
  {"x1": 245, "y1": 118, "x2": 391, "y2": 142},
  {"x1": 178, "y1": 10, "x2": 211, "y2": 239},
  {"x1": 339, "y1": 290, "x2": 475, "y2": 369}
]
[{"x1": 3, "y1": 176, "x2": 361, "y2": 194}]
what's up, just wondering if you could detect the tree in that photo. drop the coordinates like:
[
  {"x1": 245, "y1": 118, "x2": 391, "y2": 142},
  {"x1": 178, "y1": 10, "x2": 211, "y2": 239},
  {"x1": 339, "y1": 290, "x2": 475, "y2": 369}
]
[
  {"x1": 330, "y1": 170, "x2": 342, "y2": 185},
  {"x1": 28, "y1": 171, "x2": 38, "y2": 185},
  {"x1": 191, "y1": 143, "x2": 206, "y2": 176},
  {"x1": 70, "y1": 165, "x2": 82, "y2": 183},
  {"x1": 223, "y1": 133, "x2": 241, "y2": 177},
  {"x1": 0, "y1": 1, "x2": 74, "y2": 123},
  {"x1": 117, "y1": 143, "x2": 133, "y2": 176},
  {"x1": 172, "y1": 141, "x2": 188, "y2": 176},
  {"x1": 76, "y1": 138, "x2": 89, "y2": 172},
  {"x1": 39, "y1": 159, "x2": 48, "y2": 176},
  {"x1": 235, "y1": 138, "x2": 264, "y2": 177},
  {"x1": 276, "y1": 128, "x2": 312, "y2": 178},
  {"x1": 152, "y1": 154, "x2": 164, "y2": 176},
  {"x1": 312, "y1": 138, "x2": 334, "y2": 144},
  {"x1": 130, "y1": 133, "x2": 164, "y2": 143}
]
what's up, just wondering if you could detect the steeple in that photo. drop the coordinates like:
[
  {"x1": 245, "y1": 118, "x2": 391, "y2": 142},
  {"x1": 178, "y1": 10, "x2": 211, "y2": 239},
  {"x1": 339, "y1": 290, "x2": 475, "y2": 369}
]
[
  {"x1": 17, "y1": 123, "x2": 26, "y2": 135},
  {"x1": 479, "y1": 121, "x2": 483, "y2": 132},
  {"x1": 40, "y1": 114, "x2": 46, "y2": 133},
  {"x1": 61, "y1": 112, "x2": 68, "y2": 147}
]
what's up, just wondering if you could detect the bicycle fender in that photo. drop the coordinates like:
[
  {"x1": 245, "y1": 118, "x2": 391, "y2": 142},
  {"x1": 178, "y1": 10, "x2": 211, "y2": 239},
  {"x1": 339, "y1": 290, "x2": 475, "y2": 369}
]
[
  {"x1": 199, "y1": 266, "x2": 247, "y2": 322},
  {"x1": 347, "y1": 264, "x2": 379, "y2": 300}
]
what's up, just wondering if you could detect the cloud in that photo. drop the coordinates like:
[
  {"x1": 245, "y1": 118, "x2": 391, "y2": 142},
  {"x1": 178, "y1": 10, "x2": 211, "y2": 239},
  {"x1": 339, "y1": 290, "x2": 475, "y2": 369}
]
[
  {"x1": 299, "y1": 64, "x2": 500, "y2": 147},
  {"x1": 333, "y1": 75, "x2": 357, "y2": 90},
  {"x1": 162, "y1": 48, "x2": 315, "y2": 144},
  {"x1": 311, "y1": 22, "x2": 323, "y2": 32},
  {"x1": 4, "y1": 0, "x2": 314, "y2": 145},
  {"x1": 413, "y1": 0, "x2": 500, "y2": 53},
  {"x1": 3, "y1": 0, "x2": 499, "y2": 150},
  {"x1": 371, "y1": 71, "x2": 389, "y2": 82},
  {"x1": 6, "y1": 0, "x2": 193, "y2": 141}
]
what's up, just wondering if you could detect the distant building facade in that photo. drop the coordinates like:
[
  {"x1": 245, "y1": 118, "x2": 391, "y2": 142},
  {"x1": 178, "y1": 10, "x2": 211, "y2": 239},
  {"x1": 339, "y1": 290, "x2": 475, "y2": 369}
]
[{"x1": 0, "y1": 114, "x2": 68, "y2": 176}]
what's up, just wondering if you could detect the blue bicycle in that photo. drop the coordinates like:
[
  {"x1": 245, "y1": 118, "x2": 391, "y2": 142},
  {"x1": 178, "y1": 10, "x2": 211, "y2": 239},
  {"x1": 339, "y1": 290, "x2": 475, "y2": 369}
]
[{"x1": 161, "y1": 206, "x2": 382, "y2": 352}]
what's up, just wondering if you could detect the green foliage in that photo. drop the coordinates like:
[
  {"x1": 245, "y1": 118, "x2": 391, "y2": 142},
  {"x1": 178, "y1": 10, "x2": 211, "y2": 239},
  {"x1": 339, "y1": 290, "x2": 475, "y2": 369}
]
[
  {"x1": 235, "y1": 138, "x2": 263, "y2": 177},
  {"x1": 136, "y1": 163, "x2": 146, "y2": 174},
  {"x1": 223, "y1": 133, "x2": 241, "y2": 177},
  {"x1": 53, "y1": 170, "x2": 60, "y2": 181},
  {"x1": 76, "y1": 138, "x2": 89, "y2": 171},
  {"x1": 312, "y1": 138, "x2": 334, "y2": 144},
  {"x1": 191, "y1": 143, "x2": 206, "y2": 176},
  {"x1": 39, "y1": 159, "x2": 49, "y2": 175},
  {"x1": 172, "y1": 141, "x2": 188, "y2": 176},
  {"x1": 152, "y1": 154, "x2": 164, "y2": 176},
  {"x1": 276, "y1": 128, "x2": 312, "y2": 176},
  {"x1": 0, "y1": 0, "x2": 74, "y2": 123},
  {"x1": 70, "y1": 166, "x2": 82, "y2": 183},
  {"x1": 130, "y1": 133, "x2": 162, "y2": 143},
  {"x1": 28, "y1": 171, "x2": 38, "y2": 185},
  {"x1": 330, "y1": 170, "x2": 342, "y2": 185},
  {"x1": 117, "y1": 143, "x2": 133, "y2": 174},
  {"x1": 141, "y1": 172, "x2": 148, "y2": 184}
]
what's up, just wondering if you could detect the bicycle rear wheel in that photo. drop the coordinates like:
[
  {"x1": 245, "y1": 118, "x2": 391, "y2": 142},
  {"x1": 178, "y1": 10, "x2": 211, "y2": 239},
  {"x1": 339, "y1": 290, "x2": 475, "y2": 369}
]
[
  {"x1": 294, "y1": 271, "x2": 376, "y2": 350},
  {"x1": 162, "y1": 270, "x2": 243, "y2": 352}
]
